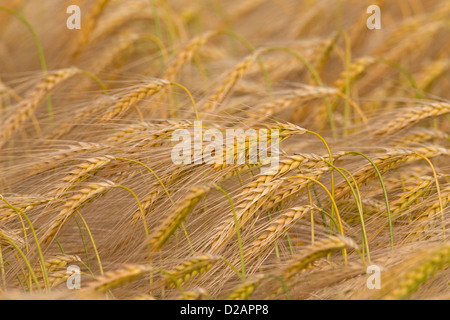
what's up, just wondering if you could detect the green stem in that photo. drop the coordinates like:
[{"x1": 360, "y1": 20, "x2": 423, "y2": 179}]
[
  {"x1": 0, "y1": 231, "x2": 41, "y2": 291},
  {"x1": 218, "y1": 30, "x2": 273, "y2": 96},
  {"x1": 342, "y1": 32, "x2": 351, "y2": 137},
  {"x1": 80, "y1": 70, "x2": 108, "y2": 94},
  {"x1": 76, "y1": 211, "x2": 104, "y2": 275},
  {"x1": 348, "y1": 151, "x2": 394, "y2": 250},
  {"x1": 264, "y1": 274, "x2": 291, "y2": 300},
  {"x1": 265, "y1": 47, "x2": 337, "y2": 138},
  {"x1": 306, "y1": 130, "x2": 336, "y2": 231},
  {"x1": 170, "y1": 81, "x2": 200, "y2": 122},
  {"x1": 0, "y1": 246, "x2": 6, "y2": 290},
  {"x1": 324, "y1": 162, "x2": 370, "y2": 260},
  {"x1": 116, "y1": 185, "x2": 148, "y2": 238},
  {"x1": 0, "y1": 6, "x2": 47, "y2": 72},
  {"x1": 1, "y1": 197, "x2": 50, "y2": 290},
  {"x1": 74, "y1": 217, "x2": 92, "y2": 272},
  {"x1": 0, "y1": 6, "x2": 53, "y2": 119},
  {"x1": 216, "y1": 185, "x2": 246, "y2": 279},
  {"x1": 113, "y1": 157, "x2": 174, "y2": 205},
  {"x1": 220, "y1": 257, "x2": 244, "y2": 280},
  {"x1": 150, "y1": 0, "x2": 164, "y2": 44},
  {"x1": 285, "y1": 175, "x2": 347, "y2": 264}
]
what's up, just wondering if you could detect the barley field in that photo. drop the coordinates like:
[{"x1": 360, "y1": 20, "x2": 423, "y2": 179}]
[{"x1": 0, "y1": 0, "x2": 448, "y2": 300}]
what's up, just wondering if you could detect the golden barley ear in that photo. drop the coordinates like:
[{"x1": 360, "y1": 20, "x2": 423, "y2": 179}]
[
  {"x1": 99, "y1": 79, "x2": 169, "y2": 122},
  {"x1": 374, "y1": 103, "x2": 450, "y2": 136},
  {"x1": 0, "y1": 68, "x2": 80, "y2": 148},
  {"x1": 147, "y1": 185, "x2": 211, "y2": 252},
  {"x1": 41, "y1": 181, "x2": 116, "y2": 245},
  {"x1": 281, "y1": 236, "x2": 358, "y2": 281},
  {"x1": 243, "y1": 206, "x2": 312, "y2": 263},
  {"x1": 162, "y1": 254, "x2": 221, "y2": 288},
  {"x1": 224, "y1": 274, "x2": 265, "y2": 300},
  {"x1": 83, "y1": 264, "x2": 153, "y2": 294},
  {"x1": 365, "y1": 243, "x2": 450, "y2": 300}
]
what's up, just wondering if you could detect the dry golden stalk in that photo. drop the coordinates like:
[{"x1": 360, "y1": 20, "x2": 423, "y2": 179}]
[
  {"x1": 244, "y1": 206, "x2": 312, "y2": 262},
  {"x1": 225, "y1": 274, "x2": 265, "y2": 300},
  {"x1": 0, "y1": 68, "x2": 80, "y2": 147},
  {"x1": 42, "y1": 182, "x2": 115, "y2": 245},
  {"x1": 99, "y1": 79, "x2": 170, "y2": 121},
  {"x1": 164, "y1": 254, "x2": 221, "y2": 288},
  {"x1": 202, "y1": 51, "x2": 261, "y2": 112},
  {"x1": 378, "y1": 243, "x2": 450, "y2": 300},
  {"x1": 375, "y1": 102, "x2": 450, "y2": 136},
  {"x1": 281, "y1": 236, "x2": 358, "y2": 281},
  {"x1": 333, "y1": 57, "x2": 375, "y2": 92},
  {"x1": 85, "y1": 264, "x2": 153, "y2": 293},
  {"x1": 52, "y1": 156, "x2": 115, "y2": 195},
  {"x1": 147, "y1": 186, "x2": 210, "y2": 252}
]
